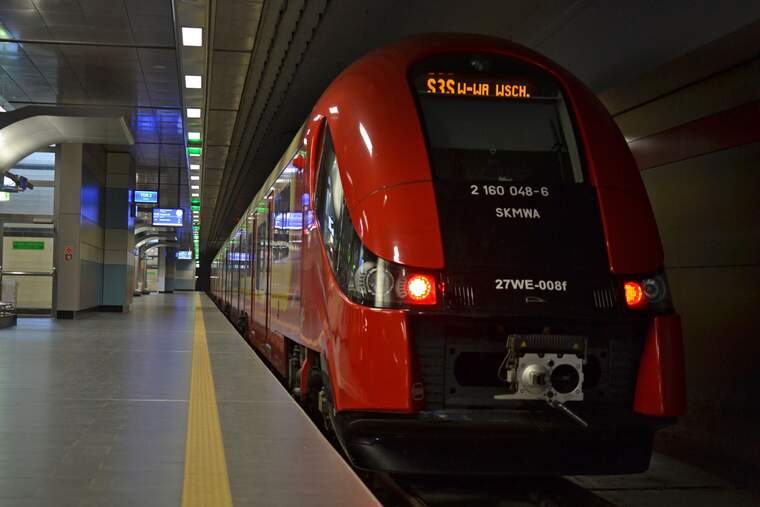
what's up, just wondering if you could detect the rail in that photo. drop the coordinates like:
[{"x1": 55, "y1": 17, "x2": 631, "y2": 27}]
[{"x1": 0, "y1": 270, "x2": 56, "y2": 276}]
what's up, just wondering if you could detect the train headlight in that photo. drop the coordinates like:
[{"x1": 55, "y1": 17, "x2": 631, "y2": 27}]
[
  {"x1": 365, "y1": 266, "x2": 394, "y2": 296},
  {"x1": 641, "y1": 277, "x2": 666, "y2": 303}
]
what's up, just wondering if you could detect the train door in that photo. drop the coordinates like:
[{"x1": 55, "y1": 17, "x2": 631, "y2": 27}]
[
  {"x1": 252, "y1": 193, "x2": 273, "y2": 357},
  {"x1": 248, "y1": 213, "x2": 256, "y2": 341},
  {"x1": 234, "y1": 234, "x2": 242, "y2": 318},
  {"x1": 244, "y1": 212, "x2": 254, "y2": 342}
]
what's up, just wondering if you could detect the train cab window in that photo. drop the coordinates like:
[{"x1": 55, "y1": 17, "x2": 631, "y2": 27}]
[{"x1": 314, "y1": 128, "x2": 346, "y2": 268}]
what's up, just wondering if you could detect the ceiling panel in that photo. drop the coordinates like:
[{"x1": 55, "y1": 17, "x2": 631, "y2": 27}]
[
  {"x1": 204, "y1": 145, "x2": 228, "y2": 169},
  {"x1": 131, "y1": 143, "x2": 158, "y2": 166},
  {"x1": 124, "y1": 0, "x2": 172, "y2": 18},
  {"x1": 0, "y1": 8, "x2": 52, "y2": 40},
  {"x1": 209, "y1": 51, "x2": 249, "y2": 110},
  {"x1": 32, "y1": 0, "x2": 81, "y2": 12},
  {"x1": 214, "y1": 0, "x2": 263, "y2": 51},
  {"x1": 159, "y1": 143, "x2": 182, "y2": 166},
  {"x1": 78, "y1": 0, "x2": 128, "y2": 17},
  {"x1": 127, "y1": 13, "x2": 175, "y2": 47},
  {"x1": 203, "y1": 168, "x2": 223, "y2": 185},
  {"x1": 206, "y1": 109, "x2": 235, "y2": 146}
]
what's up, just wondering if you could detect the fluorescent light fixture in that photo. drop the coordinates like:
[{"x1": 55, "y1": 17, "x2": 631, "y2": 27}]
[
  {"x1": 191, "y1": 185, "x2": 199, "y2": 190},
  {"x1": 192, "y1": 192, "x2": 199, "y2": 197},
  {"x1": 190, "y1": 164, "x2": 200, "y2": 170},
  {"x1": 187, "y1": 108, "x2": 201, "y2": 118},
  {"x1": 188, "y1": 131, "x2": 201, "y2": 141},
  {"x1": 182, "y1": 27, "x2": 203, "y2": 47},
  {"x1": 185, "y1": 75, "x2": 202, "y2": 89},
  {"x1": 191, "y1": 175, "x2": 200, "y2": 181}
]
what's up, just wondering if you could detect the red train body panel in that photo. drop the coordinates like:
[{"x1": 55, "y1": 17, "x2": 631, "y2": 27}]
[{"x1": 210, "y1": 34, "x2": 685, "y2": 475}]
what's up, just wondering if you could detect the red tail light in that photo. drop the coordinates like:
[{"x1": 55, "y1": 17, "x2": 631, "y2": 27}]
[
  {"x1": 624, "y1": 281, "x2": 646, "y2": 308},
  {"x1": 405, "y1": 274, "x2": 436, "y2": 305}
]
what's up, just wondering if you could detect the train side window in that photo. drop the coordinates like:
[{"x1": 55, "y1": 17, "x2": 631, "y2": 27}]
[
  {"x1": 314, "y1": 127, "x2": 346, "y2": 268},
  {"x1": 255, "y1": 215, "x2": 268, "y2": 292}
]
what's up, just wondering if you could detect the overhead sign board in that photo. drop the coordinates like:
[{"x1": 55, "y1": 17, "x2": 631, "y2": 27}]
[
  {"x1": 152, "y1": 208, "x2": 183, "y2": 227},
  {"x1": 176, "y1": 250, "x2": 193, "y2": 260},
  {"x1": 135, "y1": 190, "x2": 158, "y2": 204}
]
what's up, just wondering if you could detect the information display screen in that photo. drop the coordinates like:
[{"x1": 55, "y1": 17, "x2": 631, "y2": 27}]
[
  {"x1": 152, "y1": 208, "x2": 183, "y2": 227},
  {"x1": 419, "y1": 73, "x2": 532, "y2": 99},
  {"x1": 176, "y1": 250, "x2": 192, "y2": 260},
  {"x1": 135, "y1": 190, "x2": 158, "y2": 204}
]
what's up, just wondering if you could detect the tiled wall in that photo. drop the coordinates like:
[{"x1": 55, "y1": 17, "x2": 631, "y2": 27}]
[{"x1": 79, "y1": 144, "x2": 106, "y2": 310}]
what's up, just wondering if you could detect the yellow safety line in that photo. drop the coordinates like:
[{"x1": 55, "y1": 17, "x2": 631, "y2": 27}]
[{"x1": 182, "y1": 294, "x2": 233, "y2": 507}]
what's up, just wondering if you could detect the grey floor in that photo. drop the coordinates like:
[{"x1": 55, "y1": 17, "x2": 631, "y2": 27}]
[{"x1": 0, "y1": 293, "x2": 378, "y2": 507}]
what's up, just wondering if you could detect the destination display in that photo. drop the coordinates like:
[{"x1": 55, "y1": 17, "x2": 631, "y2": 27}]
[
  {"x1": 152, "y1": 208, "x2": 183, "y2": 227},
  {"x1": 176, "y1": 250, "x2": 192, "y2": 260},
  {"x1": 135, "y1": 190, "x2": 158, "y2": 204},
  {"x1": 419, "y1": 73, "x2": 532, "y2": 99}
]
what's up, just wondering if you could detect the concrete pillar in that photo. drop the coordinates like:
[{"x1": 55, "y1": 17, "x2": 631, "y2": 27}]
[
  {"x1": 54, "y1": 143, "x2": 84, "y2": 316},
  {"x1": 133, "y1": 251, "x2": 144, "y2": 295},
  {"x1": 142, "y1": 251, "x2": 149, "y2": 293},
  {"x1": 101, "y1": 152, "x2": 135, "y2": 312},
  {"x1": 53, "y1": 143, "x2": 114, "y2": 318},
  {"x1": 157, "y1": 249, "x2": 166, "y2": 292},
  {"x1": 163, "y1": 248, "x2": 176, "y2": 293}
]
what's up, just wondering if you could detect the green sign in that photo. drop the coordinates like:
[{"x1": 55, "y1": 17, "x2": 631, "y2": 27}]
[{"x1": 13, "y1": 241, "x2": 44, "y2": 250}]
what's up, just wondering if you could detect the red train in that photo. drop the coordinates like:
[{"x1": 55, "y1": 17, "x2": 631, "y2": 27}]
[{"x1": 210, "y1": 34, "x2": 686, "y2": 475}]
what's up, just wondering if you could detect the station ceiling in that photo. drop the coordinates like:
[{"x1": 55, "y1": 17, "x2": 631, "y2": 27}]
[{"x1": 1, "y1": 1, "x2": 759, "y2": 261}]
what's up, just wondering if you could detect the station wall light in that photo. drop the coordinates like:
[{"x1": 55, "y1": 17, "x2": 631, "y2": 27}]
[
  {"x1": 188, "y1": 132, "x2": 201, "y2": 141},
  {"x1": 191, "y1": 185, "x2": 200, "y2": 190},
  {"x1": 190, "y1": 163, "x2": 200, "y2": 170},
  {"x1": 187, "y1": 108, "x2": 201, "y2": 118},
  {"x1": 191, "y1": 175, "x2": 200, "y2": 181}
]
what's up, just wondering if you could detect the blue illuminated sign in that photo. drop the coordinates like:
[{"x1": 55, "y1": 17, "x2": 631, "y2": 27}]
[
  {"x1": 135, "y1": 190, "x2": 158, "y2": 204},
  {"x1": 152, "y1": 208, "x2": 184, "y2": 227},
  {"x1": 176, "y1": 250, "x2": 193, "y2": 260},
  {"x1": 274, "y1": 212, "x2": 303, "y2": 230}
]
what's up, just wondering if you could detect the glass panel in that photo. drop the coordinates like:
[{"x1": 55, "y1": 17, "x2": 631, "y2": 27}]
[
  {"x1": 1, "y1": 224, "x2": 54, "y2": 312},
  {"x1": 314, "y1": 130, "x2": 344, "y2": 267},
  {"x1": 253, "y1": 204, "x2": 269, "y2": 327}
]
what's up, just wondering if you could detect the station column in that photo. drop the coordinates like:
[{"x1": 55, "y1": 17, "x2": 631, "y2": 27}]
[{"x1": 102, "y1": 152, "x2": 136, "y2": 311}]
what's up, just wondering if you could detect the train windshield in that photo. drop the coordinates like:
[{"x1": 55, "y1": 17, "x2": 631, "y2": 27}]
[{"x1": 418, "y1": 94, "x2": 584, "y2": 184}]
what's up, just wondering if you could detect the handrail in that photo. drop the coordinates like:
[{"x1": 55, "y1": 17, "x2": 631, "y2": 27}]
[{"x1": 0, "y1": 270, "x2": 55, "y2": 276}]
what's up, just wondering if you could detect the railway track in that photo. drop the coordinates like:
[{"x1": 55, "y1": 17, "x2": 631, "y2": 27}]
[{"x1": 363, "y1": 471, "x2": 616, "y2": 507}]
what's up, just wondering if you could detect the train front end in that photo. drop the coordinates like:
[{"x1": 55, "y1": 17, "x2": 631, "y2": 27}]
[{"x1": 309, "y1": 35, "x2": 686, "y2": 475}]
